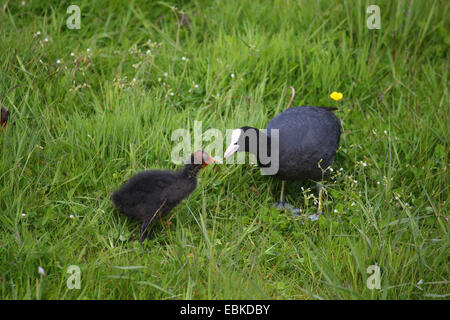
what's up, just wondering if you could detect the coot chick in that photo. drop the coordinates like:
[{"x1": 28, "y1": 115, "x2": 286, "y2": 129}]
[
  {"x1": 112, "y1": 150, "x2": 216, "y2": 244},
  {"x1": 224, "y1": 106, "x2": 341, "y2": 215},
  {"x1": 1, "y1": 107, "x2": 9, "y2": 132}
]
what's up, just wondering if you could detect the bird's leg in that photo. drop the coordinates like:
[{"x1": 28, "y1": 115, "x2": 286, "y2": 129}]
[
  {"x1": 139, "y1": 219, "x2": 155, "y2": 246},
  {"x1": 274, "y1": 181, "x2": 287, "y2": 209},
  {"x1": 139, "y1": 200, "x2": 167, "y2": 246},
  {"x1": 139, "y1": 221, "x2": 149, "y2": 246},
  {"x1": 273, "y1": 180, "x2": 301, "y2": 215},
  {"x1": 280, "y1": 180, "x2": 286, "y2": 203}
]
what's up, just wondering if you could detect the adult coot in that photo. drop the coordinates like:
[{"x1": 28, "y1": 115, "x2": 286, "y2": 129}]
[
  {"x1": 112, "y1": 151, "x2": 216, "y2": 244},
  {"x1": 224, "y1": 106, "x2": 341, "y2": 215}
]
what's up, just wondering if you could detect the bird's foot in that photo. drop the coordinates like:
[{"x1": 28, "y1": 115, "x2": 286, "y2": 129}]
[{"x1": 273, "y1": 202, "x2": 302, "y2": 216}]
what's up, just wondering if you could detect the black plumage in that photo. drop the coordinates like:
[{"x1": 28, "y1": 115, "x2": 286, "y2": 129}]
[
  {"x1": 225, "y1": 106, "x2": 341, "y2": 213},
  {"x1": 266, "y1": 106, "x2": 341, "y2": 180},
  {"x1": 112, "y1": 151, "x2": 216, "y2": 243}
]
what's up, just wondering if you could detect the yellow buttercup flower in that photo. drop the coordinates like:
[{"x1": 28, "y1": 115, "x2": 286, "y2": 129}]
[{"x1": 330, "y1": 91, "x2": 343, "y2": 101}]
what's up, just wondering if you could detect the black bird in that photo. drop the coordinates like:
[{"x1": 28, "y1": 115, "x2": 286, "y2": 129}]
[
  {"x1": 224, "y1": 106, "x2": 341, "y2": 215},
  {"x1": 112, "y1": 150, "x2": 216, "y2": 243},
  {"x1": 1, "y1": 107, "x2": 9, "y2": 133}
]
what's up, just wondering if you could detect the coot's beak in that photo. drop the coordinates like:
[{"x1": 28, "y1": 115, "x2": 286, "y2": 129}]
[{"x1": 224, "y1": 144, "x2": 239, "y2": 159}]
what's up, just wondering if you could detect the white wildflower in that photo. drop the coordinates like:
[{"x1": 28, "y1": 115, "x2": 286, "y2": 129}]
[
  {"x1": 416, "y1": 279, "x2": 424, "y2": 290},
  {"x1": 38, "y1": 266, "x2": 46, "y2": 276}
]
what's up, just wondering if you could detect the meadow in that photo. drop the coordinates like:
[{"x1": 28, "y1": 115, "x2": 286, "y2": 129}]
[{"x1": 0, "y1": 0, "x2": 448, "y2": 299}]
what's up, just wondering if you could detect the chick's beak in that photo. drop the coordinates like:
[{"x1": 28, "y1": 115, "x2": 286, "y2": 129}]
[{"x1": 203, "y1": 155, "x2": 217, "y2": 167}]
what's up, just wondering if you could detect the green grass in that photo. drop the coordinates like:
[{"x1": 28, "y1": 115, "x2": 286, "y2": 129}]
[{"x1": 0, "y1": 0, "x2": 448, "y2": 299}]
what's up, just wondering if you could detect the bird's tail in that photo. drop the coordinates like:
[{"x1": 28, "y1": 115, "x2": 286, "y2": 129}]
[{"x1": 111, "y1": 191, "x2": 122, "y2": 208}]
